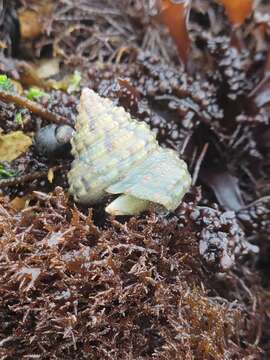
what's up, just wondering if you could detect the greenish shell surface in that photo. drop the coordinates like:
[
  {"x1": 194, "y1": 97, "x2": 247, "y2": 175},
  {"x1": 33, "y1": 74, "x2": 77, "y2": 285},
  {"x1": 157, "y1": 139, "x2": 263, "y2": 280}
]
[{"x1": 68, "y1": 88, "x2": 191, "y2": 214}]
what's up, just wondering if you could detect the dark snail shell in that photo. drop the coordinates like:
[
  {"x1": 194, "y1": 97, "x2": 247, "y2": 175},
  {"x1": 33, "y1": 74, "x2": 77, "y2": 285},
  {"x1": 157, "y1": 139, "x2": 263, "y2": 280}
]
[
  {"x1": 34, "y1": 124, "x2": 74, "y2": 157},
  {"x1": 68, "y1": 88, "x2": 191, "y2": 215}
]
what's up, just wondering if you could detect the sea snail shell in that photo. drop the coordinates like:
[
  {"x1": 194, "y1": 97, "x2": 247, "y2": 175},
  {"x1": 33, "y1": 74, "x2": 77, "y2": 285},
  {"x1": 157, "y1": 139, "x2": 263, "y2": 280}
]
[
  {"x1": 68, "y1": 88, "x2": 191, "y2": 215},
  {"x1": 34, "y1": 124, "x2": 74, "y2": 157}
]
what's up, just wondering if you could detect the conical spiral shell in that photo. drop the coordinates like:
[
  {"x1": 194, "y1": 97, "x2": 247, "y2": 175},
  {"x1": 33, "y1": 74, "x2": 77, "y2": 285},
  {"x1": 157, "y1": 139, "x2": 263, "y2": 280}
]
[{"x1": 68, "y1": 88, "x2": 191, "y2": 215}]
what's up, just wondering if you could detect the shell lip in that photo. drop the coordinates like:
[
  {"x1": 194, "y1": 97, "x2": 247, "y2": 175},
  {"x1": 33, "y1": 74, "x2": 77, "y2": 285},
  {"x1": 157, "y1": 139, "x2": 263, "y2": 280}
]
[{"x1": 106, "y1": 189, "x2": 177, "y2": 212}]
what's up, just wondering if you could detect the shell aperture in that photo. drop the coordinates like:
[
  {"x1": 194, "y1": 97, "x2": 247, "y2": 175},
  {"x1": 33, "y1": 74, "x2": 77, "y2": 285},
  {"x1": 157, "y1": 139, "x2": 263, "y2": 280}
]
[{"x1": 68, "y1": 88, "x2": 191, "y2": 215}]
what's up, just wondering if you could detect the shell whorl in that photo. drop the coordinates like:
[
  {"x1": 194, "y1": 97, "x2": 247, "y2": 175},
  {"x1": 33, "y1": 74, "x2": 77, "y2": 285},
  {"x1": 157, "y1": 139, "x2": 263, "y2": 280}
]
[{"x1": 68, "y1": 88, "x2": 191, "y2": 214}]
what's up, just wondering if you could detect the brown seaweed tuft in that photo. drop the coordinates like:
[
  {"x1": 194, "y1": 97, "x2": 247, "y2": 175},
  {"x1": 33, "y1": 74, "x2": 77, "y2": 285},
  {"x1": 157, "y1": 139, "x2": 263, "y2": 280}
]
[{"x1": 0, "y1": 188, "x2": 260, "y2": 359}]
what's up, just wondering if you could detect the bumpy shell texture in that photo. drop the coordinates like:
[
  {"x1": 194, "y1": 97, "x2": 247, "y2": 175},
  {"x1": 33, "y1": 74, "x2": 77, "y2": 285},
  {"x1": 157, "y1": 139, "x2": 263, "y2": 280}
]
[{"x1": 68, "y1": 88, "x2": 191, "y2": 215}]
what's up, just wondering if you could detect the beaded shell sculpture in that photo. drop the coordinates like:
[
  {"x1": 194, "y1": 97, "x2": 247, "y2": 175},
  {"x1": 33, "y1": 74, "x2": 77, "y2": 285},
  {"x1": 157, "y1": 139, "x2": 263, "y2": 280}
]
[{"x1": 68, "y1": 88, "x2": 191, "y2": 215}]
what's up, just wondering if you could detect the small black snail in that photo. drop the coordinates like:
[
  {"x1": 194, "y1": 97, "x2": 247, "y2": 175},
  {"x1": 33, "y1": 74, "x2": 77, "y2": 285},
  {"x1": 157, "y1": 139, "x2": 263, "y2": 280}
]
[{"x1": 34, "y1": 124, "x2": 74, "y2": 157}]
